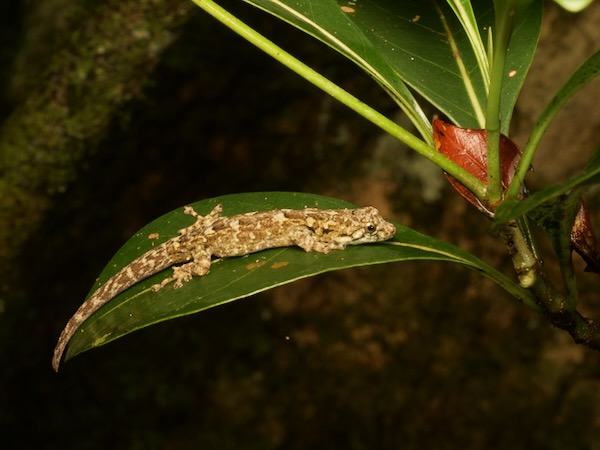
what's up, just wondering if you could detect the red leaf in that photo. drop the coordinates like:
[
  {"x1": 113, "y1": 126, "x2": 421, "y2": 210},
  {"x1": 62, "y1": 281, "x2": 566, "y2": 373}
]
[{"x1": 433, "y1": 118, "x2": 522, "y2": 215}]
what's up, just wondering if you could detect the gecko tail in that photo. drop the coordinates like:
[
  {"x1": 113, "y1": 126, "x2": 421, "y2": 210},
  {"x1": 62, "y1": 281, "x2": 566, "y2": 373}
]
[
  {"x1": 52, "y1": 295, "x2": 105, "y2": 371},
  {"x1": 52, "y1": 322, "x2": 73, "y2": 371},
  {"x1": 52, "y1": 316, "x2": 81, "y2": 371},
  {"x1": 52, "y1": 274, "x2": 141, "y2": 371},
  {"x1": 52, "y1": 247, "x2": 179, "y2": 371}
]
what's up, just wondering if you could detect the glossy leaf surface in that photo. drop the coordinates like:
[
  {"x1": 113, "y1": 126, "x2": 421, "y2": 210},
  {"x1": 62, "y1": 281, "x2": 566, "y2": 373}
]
[
  {"x1": 64, "y1": 192, "x2": 535, "y2": 362},
  {"x1": 243, "y1": 0, "x2": 541, "y2": 132}
]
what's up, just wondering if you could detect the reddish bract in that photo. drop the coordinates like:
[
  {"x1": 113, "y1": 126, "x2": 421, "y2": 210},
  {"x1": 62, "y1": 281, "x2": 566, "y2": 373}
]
[
  {"x1": 571, "y1": 203, "x2": 600, "y2": 274},
  {"x1": 432, "y1": 118, "x2": 522, "y2": 215}
]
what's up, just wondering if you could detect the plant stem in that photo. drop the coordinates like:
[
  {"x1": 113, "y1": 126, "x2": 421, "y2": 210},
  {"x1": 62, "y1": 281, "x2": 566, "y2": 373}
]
[
  {"x1": 499, "y1": 218, "x2": 600, "y2": 350},
  {"x1": 486, "y1": 0, "x2": 518, "y2": 205},
  {"x1": 191, "y1": 0, "x2": 486, "y2": 199},
  {"x1": 501, "y1": 221, "x2": 538, "y2": 289}
]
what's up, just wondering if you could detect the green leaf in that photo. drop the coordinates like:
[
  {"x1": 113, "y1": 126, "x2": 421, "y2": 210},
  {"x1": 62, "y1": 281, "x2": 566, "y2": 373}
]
[
  {"x1": 508, "y1": 50, "x2": 600, "y2": 199},
  {"x1": 242, "y1": 0, "x2": 541, "y2": 132},
  {"x1": 64, "y1": 192, "x2": 538, "y2": 362},
  {"x1": 446, "y1": 0, "x2": 490, "y2": 90},
  {"x1": 244, "y1": 0, "x2": 431, "y2": 140},
  {"x1": 497, "y1": 0, "x2": 541, "y2": 131},
  {"x1": 495, "y1": 144, "x2": 600, "y2": 224}
]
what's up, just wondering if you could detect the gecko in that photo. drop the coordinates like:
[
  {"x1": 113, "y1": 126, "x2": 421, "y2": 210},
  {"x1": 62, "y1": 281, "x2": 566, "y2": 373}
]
[{"x1": 52, "y1": 204, "x2": 396, "y2": 371}]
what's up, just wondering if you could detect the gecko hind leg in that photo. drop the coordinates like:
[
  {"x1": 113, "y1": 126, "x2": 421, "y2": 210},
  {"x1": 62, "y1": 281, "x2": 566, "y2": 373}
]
[
  {"x1": 151, "y1": 250, "x2": 213, "y2": 291},
  {"x1": 291, "y1": 227, "x2": 347, "y2": 253}
]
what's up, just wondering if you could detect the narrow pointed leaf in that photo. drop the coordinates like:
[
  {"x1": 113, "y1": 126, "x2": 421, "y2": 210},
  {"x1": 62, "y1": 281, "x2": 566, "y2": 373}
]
[
  {"x1": 63, "y1": 192, "x2": 537, "y2": 362},
  {"x1": 510, "y1": 50, "x2": 600, "y2": 197},
  {"x1": 446, "y1": 0, "x2": 490, "y2": 89},
  {"x1": 496, "y1": 144, "x2": 600, "y2": 223}
]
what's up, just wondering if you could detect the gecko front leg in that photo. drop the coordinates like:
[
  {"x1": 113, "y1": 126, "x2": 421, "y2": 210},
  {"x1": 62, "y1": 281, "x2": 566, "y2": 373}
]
[{"x1": 177, "y1": 204, "x2": 223, "y2": 235}]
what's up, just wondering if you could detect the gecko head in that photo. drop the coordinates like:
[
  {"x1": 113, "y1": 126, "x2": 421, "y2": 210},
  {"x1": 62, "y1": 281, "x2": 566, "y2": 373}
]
[{"x1": 340, "y1": 206, "x2": 396, "y2": 245}]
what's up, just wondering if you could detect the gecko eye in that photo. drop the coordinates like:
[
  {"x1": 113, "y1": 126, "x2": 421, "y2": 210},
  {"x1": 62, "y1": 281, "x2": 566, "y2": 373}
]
[{"x1": 366, "y1": 224, "x2": 377, "y2": 233}]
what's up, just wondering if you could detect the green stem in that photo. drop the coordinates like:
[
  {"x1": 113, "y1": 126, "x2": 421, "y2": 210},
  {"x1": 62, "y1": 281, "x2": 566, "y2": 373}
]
[
  {"x1": 501, "y1": 221, "x2": 539, "y2": 289},
  {"x1": 191, "y1": 0, "x2": 486, "y2": 200},
  {"x1": 486, "y1": 0, "x2": 517, "y2": 205}
]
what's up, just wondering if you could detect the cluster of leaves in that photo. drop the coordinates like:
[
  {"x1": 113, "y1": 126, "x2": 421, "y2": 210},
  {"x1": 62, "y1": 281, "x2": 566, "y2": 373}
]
[{"x1": 60, "y1": 0, "x2": 599, "y2": 364}]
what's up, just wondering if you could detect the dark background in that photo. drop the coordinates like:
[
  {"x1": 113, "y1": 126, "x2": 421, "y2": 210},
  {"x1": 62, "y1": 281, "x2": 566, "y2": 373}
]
[{"x1": 1, "y1": 1, "x2": 600, "y2": 448}]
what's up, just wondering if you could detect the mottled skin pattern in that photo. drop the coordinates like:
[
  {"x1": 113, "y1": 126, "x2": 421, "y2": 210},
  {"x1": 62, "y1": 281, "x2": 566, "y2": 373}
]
[{"x1": 52, "y1": 204, "x2": 396, "y2": 371}]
